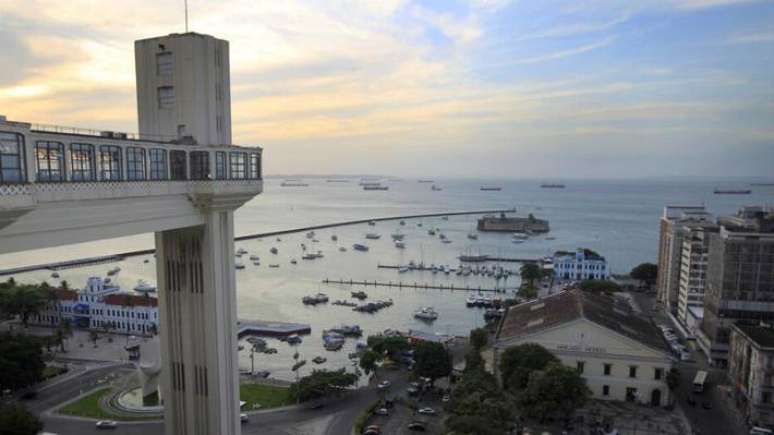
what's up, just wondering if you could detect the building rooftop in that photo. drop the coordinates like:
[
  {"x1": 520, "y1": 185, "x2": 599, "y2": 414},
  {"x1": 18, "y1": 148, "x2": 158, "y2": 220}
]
[
  {"x1": 733, "y1": 323, "x2": 774, "y2": 349},
  {"x1": 496, "y1": 288, "x2": 667, "y2": 352},
  {"x1": 553, "y1": 248, "x2": 605, "y2": 261}
]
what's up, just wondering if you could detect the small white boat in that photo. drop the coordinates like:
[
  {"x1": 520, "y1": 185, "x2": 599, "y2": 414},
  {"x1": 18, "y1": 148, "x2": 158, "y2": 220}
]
[
  {"x1": 398, "y1": 266, "x2": 409, "y2": 273},
  {"x1": 414, "y1": 307, "x2": 439, "y2": 321},
  {"x1": 353, "y1": 244, "x2": 369, "y2": 252},
  {"x1": 512, "y1": 232, "x2": 528, "y2": 240},
  {"x1": 466, "y1": 294, "x2": 477, "y2": 307},
  {"x1": 134, "y1": 280, "x2": 157, "y2": 293},
  {"x1": 394, "y1": 240, "x2": 405, "y2": 249},
  {"x1": 391, "y1": 233, "x2": 405, "y2": 241}
]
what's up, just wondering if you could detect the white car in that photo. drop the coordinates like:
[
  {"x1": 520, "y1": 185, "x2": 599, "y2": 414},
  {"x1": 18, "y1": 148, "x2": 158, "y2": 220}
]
[
  {"x1": 377, "y1": 380, "x2": 391, "y2": 389},
  {"x1": 374, "y1": 407, "x2": 389, "y2": 416},
  {"x1": 417, "y1": 407, "x2": 436, "y2": 415},
  {"x1": 95, "y1": 420, "x2": 118, "y2": 429},
  {"x1": 240, "y1": 413, "x2": 248, "y2": 423}
]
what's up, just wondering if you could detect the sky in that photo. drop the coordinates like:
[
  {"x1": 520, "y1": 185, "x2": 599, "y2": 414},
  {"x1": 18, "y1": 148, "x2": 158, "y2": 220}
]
[{"x1": 0, "y1": 0, "x2": 773, "y2": 179}]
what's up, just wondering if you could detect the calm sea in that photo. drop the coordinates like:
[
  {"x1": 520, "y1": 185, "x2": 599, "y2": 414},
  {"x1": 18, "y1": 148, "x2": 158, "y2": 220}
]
[{"x1": 1, "y1": 178, "x2": 771, "y2": 381}]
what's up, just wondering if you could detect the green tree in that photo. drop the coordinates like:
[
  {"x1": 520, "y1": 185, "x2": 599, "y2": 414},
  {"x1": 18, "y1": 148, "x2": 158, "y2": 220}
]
[
  {"x1": 289, "y1": 368, "x2": 358, "y2": 403},
  {"x1": 463, "y1": 349, "x2": 484, "y2": 373},
  {"x1": 12, "y1": 285, "x2": 47, "y2": 328},
  {"x1": 499, "y1": 343, "x2": 558, "y2": 391},
  {"x1": 413, "y1": 341, "x2": 452, "y2": 385},
  {"x1": 516, "y1": 363, "x2": 590, "y2": 423},
  {"x1": 469, "y1": 328, "x2": 488, "y2": 351},
  {"x1": 366, "y1": 334, "x2": 410, "y2": 360},
  {"x1": 0, "y1": 403, "x2": 43, "y2": 435},
  {"x1": 445, "y1": 415, "x2": 506, "y2": 435},
  {"x1": 667, "y1": 367, "x2": 680, "y2": 391},
  {"x1": 630, "y1": 263, "x2": 658, "y2": 288},
  {"x1": 579, "y1": 279, "x2": 621, "y2": 293},
  {"x1": 59, "y1": 280, "x2": 70, "y2": 290},
  {"x1": 517, "y1": 285, "x2": 538, "y2": 300},
  {"x1": 55, "y1": 319, "x2": 72, "y2": 353},
  {"x1": 446, "y1": 365, "x2": 514, "y2": 433},
  {"x1": 359, "y1": 350, "x2": 379, "y2": 377},
  {"x1": 0, "y1": 334, "x2": 45, "y2": 391},
  {"x1": 520, "y1": 263, "x2": 542, "y2": 288}
]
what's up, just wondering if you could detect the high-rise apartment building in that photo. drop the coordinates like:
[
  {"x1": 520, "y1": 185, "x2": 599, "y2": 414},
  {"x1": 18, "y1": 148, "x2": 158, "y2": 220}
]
[
  {"x1": 656, "y1": 206, "x2": 714, "y2": 313},
  {"x1": 677, "y1": 225, "x2": 716, "y2": 325},
  {"x1": 700, "y1": 206, "x2": 774, "y2": 366}
]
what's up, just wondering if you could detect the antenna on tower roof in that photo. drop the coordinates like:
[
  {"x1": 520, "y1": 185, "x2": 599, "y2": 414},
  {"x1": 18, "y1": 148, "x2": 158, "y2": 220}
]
[{"x1": 184, "y1": 0, "x2": 189, "y2": 32}]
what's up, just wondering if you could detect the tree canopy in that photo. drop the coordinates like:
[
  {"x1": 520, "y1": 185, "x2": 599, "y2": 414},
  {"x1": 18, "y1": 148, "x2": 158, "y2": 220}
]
[
  {"x1": 515, "y1": 363, "x2": 590, "y2": 423},
  {"x1": 0, "y1": 282, "x2": 50, "y2": 327},
  {"x1": 0, "y1": 403, "x2": 43, "y2": 435},
  {"x1": 0, "y1": 334, "x2": 45, "y2": 391},
  {"x1": 630, "y1": 263, "x2": 658, "y2": 287},
  {"x1": 520, "y1": 263, "x2": 542, "y2": 287},
  {"x1": 358, "y1": 350, "x2": 379, "y2": 376},
  {"x1": 366, "y1": 334, "x2": 410, "y2": 360},
  {"x1": 469, "y1": 328, "x2": 489, "y2": 351},
  {"x1": 499, "y1": 343, "x2": 558, "y2": 390},
  {"x1": 413, "y1": 341, "x2": 452, "y2": 383},
  {"x1": 289, "y1": 368, "x2": 358, "y2": 403}
]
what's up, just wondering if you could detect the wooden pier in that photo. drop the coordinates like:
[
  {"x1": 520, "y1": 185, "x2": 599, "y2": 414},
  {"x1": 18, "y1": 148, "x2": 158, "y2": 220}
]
[{"x1": 322, "y1": 278, "x2": 516, "y2": 293}]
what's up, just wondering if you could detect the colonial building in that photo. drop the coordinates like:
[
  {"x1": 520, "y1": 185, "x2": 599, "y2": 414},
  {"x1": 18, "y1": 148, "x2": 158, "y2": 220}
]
[
  {"x1": 553, "y1": 248, "x2": 610, "y2": 281},
  {"x1": 700, "y1": 206, "x2": 774, "y2": 366},
  {"x1": 494, "y1": 289, "x2": 673, "y2": 406},
  {"x1": 728, "y1": 323, "x2": 774, "y2": 428},
  {"x1": 656, "y1": 206, "x2": 714, "y2": 314},
  {"x1": 31, "y1": 276, "x2": 158, "y2": 335}
]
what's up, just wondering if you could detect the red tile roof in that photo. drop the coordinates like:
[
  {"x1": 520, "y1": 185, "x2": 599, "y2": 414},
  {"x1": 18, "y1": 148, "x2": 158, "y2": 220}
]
[{"x1": 103, "y1": 293, "x2": 158, "y2": 307}]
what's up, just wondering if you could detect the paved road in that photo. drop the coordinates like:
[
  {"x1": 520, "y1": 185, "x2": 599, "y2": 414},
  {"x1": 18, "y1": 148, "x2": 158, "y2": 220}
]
[{"x1": 32, "y1": 365, "x2": 411, "y2": 435}]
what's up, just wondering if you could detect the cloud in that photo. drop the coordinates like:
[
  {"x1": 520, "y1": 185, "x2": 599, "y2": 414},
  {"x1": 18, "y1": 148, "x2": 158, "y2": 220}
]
[
  {"x1": 515, "y1": 36, "x2": 615, "y2": 65},
  {"x1": 728, "y1": 31, "x2": 774, "y2": 44}
]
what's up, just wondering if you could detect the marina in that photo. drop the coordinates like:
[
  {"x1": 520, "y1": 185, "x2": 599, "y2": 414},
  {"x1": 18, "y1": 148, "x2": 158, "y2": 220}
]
[{"x1": 321, "y1": 278, "x2": 517, "y2": 293}]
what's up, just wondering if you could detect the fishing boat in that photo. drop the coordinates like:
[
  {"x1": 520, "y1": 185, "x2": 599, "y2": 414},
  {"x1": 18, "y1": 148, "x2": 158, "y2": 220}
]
[
  {"x1": 368, "y1": 220, "x2": 376, "y2": 226},
  {"x1": 714, "y1": 189, "x2": 751, "y2": 195},
  {"x1": 400, "y1": 220, "x2": 406, "y2": 226},
  {"x1": 306, "y1": 231, "x2": 315, "y2": 239},
  {"x1": 302, "y1": 253, "x2": 318, "y2": 260},
  {"x1": 339, "y1": 247, "x2": 347, "y2": 252},
  {"x1": 391, "y1": 232, "x2": 405, "y2": 240},
  {"x1": 442, "y1": 239, "x2": 452, "y2": 244},
  {"x1": 312, "y1": 356, "x2": 327, "y2": 364},
  {"x1": 249, "y1": 255, "x2": 260, "y2": 261},
  {"x1": 431, "y1": 185, "x2": 442, "y2": 191},
  {"x1": 365, "y1": 233, "x2": 381, "y2": 240},
  {"x1": 134, "y1": 280, "x2": 157, "y2": 293},
  {"x1": 286, "y1": 334, "x2": 302, "y2": 345},
  {"x1": 143, "y1": 259, "x2": 150, "y2": 263},
  {"x1": 480, "y1": 186, "x2": 502, "y2": 191},
  {"x1": 512, "y1": 232, "x2": 528, "y2": 240},
  {"x1": 268, "y1": 264, "x2": 280, "y2": 268},
  {"x1": 414, "y1": 307, "x2": 439, "y2": 321},
  {"x1": 353, "y1": 243, "x2": 370, "y2": 252},
  {"x1": 328, "y1": 325, "x2": 363, "y2": 337},
  {"x1": 466, "y1": 294, "x2": 478, "y2": 307},
  {"x1": 394, "y1": 240, "x2": 405, "y2": 249},
  {"x1": 290, "y1": 259, "x2": 298, "y2": 265},
  {"x1": 467, "y1": 232, "x2": 478, "y2": 240},
  {"x1": 235, "y1": 262, "x2": 245, "y2": 269},
  {"x1": 302, "y1": 293, "x2": 329, "y2": 305},
  {"x1": 428, "y1": 229, "x2": 436, "y2": 236},
  {"x1": 398, "y1": 266, "x2": 409, "y2": 273},
  {"x1": 237, "y1": 248, "x2": 248, "y2": 255},
  {"x1": 270, "y1": 247, "x2": 278, "y2": 254},
  {"x1": 351, "y1": 291, "x2": 368, "y2": 300},
  {"x1": 107, "y1": 266, "x2": 121, "y2": 276},
  {"x1": 331, "y1": 235, "x2": 338, "y2": 241},
  {"x1": 51, "y1": 272, "x2": 60, "y2": 278},
  {"x1": 276, "y1": 237, "x2": 281, "y2": 242}
]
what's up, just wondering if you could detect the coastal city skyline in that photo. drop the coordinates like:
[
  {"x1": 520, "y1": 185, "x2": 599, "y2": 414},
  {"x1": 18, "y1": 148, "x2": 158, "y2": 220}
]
[{"x1": 1, "y1": 0, "x2": 773, "y2": 178}]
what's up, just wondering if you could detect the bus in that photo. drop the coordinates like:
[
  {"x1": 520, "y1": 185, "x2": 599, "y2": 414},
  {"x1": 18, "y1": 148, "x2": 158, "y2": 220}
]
[{"x1": 693, "y1": 370, "x2": 709, "y2": 393}]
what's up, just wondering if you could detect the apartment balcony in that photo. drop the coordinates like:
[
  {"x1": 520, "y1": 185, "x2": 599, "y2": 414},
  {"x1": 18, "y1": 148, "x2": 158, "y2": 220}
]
[{"x1": 0, "y1": 119, "x2": 263, "y2": 254}]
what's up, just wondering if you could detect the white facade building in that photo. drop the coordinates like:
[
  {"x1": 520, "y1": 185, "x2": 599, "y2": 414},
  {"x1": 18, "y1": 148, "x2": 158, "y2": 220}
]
[
  {"x1": 676, "y1": 227, "x2": 711, "y2": 325},
  {"x1": 31, "y1": 277, "x2": 159, "y2": 335},
  {"x1": 495, "y1": 289, "x2": 673, "y2": 407},
  {"x1": 553, "y1": 248, "x2": 610, "y2": 281}
]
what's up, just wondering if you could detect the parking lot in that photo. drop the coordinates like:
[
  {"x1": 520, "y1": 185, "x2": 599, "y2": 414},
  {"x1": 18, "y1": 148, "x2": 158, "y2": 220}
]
[{"x1": 361, "y1": 380, "x2": 447, "y2": 434}]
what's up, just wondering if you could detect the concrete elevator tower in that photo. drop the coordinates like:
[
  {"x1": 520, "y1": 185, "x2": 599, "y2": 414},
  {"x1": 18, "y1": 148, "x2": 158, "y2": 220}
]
[{"x1": 0, "y1": 31, "x2": 261, "y2": 435}]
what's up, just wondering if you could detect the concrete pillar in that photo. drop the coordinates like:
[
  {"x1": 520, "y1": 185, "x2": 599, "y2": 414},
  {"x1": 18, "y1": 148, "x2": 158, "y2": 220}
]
[{"x1": 155, "y1": 208, "x2": 240, "y2": 435}]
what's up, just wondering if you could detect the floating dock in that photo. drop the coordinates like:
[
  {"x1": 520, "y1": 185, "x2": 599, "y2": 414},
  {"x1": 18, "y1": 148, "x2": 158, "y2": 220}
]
[
  {"x1": 322, "y1": 278, "x2": 516, "y2": 293},
  {"x1": 236, "y1": 319, "x2": 311, "y2": 337}
]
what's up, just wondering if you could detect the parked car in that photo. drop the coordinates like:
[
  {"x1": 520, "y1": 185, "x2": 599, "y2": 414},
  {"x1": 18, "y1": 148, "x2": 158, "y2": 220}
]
[
  {"x1": 95, "y1": 421, "x2": 118, "y2": 429},
  {"x1": 702, "y1": 400, "x2": 713, "y2": 410},
  {"x1": 377, "y1": 380, "x2": 391, "y2": 389},
  {"x1": 407, "y1": 387, "x2": 419, "y2": 397},
  {"x1": 442, "y1": 394, "x2": 450, "y2": 403},
  {"x1": 374, "y1": 407, "x2": 389, "y2": 416},
  {"x1": 240, "y1": 413, "x2": 248, "y2": 423},
  {"x1": 417, "y1": 407, "x2": 436, "y2": 415},
  {"x1": 363, "y1": 424, "x2": 381, "y2": 435},
  {"x1": 407, "y1": 421, "x2": 427, "y2": 431}
]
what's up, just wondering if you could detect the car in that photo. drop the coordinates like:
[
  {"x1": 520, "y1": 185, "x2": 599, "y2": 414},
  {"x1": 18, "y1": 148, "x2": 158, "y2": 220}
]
[
  {"x1": 418, "y1": 407, "x2": 436, "y2": 415},
  {"x1": 95, "y1": 420, "x2": 118, "y2": 429},
  {"x1": 406, "y1": 387, "x2": 419, "y2": 397},
  {"x1": 410, "y1": 381, "x2": 421, "y2": 388},
  {"x1": 363, "y1": 424, "x2": 381, "y2": 435},
  {"x1": 702, "y1": 400, "x2": 713, "y2": 410},
  {"x1": 374, "y1": 407, "x2": 389, "y2": 416},
  {"x1": 442, "y1": 394, "x2": 450, "y2": 403},
  {"x1": 407, "y1": 421, "x2": 427, "y2": 431},
  {"x1": 240, "y1": 413, "x2": 248, "y2": 423},
  {"x1": 377, "y1": 380, "x2": 391, "y2": 389}
]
